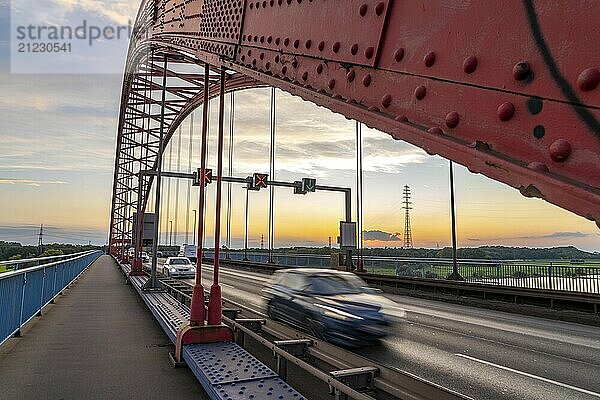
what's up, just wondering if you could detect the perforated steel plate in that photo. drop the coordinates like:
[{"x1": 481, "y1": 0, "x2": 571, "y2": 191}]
[
  {"x1": 213, "y1": 377, "x2": 306, "y2": 400},
  {"x1": 185, "y1": 342, "x2": 277, "y2": 385}
]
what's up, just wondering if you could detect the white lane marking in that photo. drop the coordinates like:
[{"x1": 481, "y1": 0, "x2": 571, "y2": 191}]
[
  {"x1": 455, "y1": 353, "x2": 600, "y2": 398},
  {"x1": 221, "y1": 283, "x2": 236, "y2": 289}
]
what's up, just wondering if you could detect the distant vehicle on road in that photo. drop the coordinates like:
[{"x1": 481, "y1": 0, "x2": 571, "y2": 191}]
[
  {"x1": 179, "y1": 244, "x2": 197, "y2": 262},
  {"x1": 162, "y1": 257, "x2": 195, "y2": 278},
  {"x1": 141, "y1": 252, "x2": 150, "y2": 263},
  {"x1": 156, "y1": 251, "x2": 163, "y2": 258},
  {"x1": 261, "y1": 269, "x2": 390, "y2": 347}
]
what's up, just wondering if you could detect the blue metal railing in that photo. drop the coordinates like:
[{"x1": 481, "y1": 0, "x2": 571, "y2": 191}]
[
  {"x1": 204, "y1": 251, "x2": 600, "y2": 294},
  {"x1": 0, "y1": 250, "x2": 103, "y2": 346}
]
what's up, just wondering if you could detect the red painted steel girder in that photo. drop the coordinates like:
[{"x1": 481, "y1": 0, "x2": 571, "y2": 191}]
[{"x1": 110, "y1": 0, "x2": 600, "y2": 253}]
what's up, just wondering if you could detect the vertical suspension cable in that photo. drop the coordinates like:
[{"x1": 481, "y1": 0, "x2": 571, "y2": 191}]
[
  {"x1": 226, "y1": 92, "x2": 235, "y2": 256},
  {"x1": 203, "y1": 99, "x2": 211, "y2": 247},
  {"x1": 185, "y1": 113, "x2": 194, "y2": 244},
  {"x1": 165, "y1": 136, "x2": 173, "y2": 246},
  {"x1": 174, "y1": 125, "x2": 183, "y2": 247},
  {"x1": 268, "y1": 88, "x2": 276, "y2": 262},
  {"x1": 356, "y1": 121, "x2": 364, "y2": 270}
]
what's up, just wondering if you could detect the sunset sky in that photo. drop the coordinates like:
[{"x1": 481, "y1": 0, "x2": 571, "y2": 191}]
[{"x1": 0, "y1": 0, "x2": 598, "y2": 251}]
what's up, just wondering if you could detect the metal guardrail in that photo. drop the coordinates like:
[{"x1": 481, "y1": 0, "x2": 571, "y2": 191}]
[
  {"x1": 0, "y1": 250, "x2": 103, "y2": 347},
  {"x1": 207, "y1": 251, "x2": 600, "y2": 294},
  {"x1": 0, "y1": 251, "x2": 99, "y2": 272}
]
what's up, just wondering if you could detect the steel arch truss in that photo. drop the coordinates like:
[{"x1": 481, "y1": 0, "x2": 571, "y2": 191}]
[{"x1": 110, "y1": 0, "x2": 600, "y2": 254}]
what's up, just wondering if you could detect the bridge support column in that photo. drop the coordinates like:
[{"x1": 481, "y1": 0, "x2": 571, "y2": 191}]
[{"x1": 207, "y1": 67, "x2": 226, "y2": 326}]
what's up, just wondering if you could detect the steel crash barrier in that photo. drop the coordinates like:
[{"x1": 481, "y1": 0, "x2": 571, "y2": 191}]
[
  {"x1": 203, "y1": 253, "x2": 600, "y2": 317},
  {"x1": 0, "y1": 250, "x2": 103, "y2": 346}
]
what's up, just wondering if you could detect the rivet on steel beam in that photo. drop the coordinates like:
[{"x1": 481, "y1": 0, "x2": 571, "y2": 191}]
[
  {"x1": 305, "y1": 39, "x2": 312, "y2": 49},
  {"x1": 318, "y1": 41, "x2": 325, "y2": 51},
  {"x1": 424, "y1": 52, "x2": 436, "y2": 67},
  {"x1": 394, "y1": 48, "x2": 405, "y2": 62},
  {"x1": 577, "y1": 68, "x2": 600, "y2": 91},
  {"x1": 292, "y1": 60, "x2": 298, "y2": 68},
  {"x1": 328, "y1": 79, "x2": 336, "y2": 89},
  {"x1": 351, "y1": 44, "x2": 359, "y2": 55},
  {"x1": 293, "y1": 39, "x2": 300, "y2": 48},
  {"x1": 549, "y1": 139, "x2": 572, "y2": 162},
  {"x1": 365, "y1": 47, "x2": 375, "y2": 59},
  {"x1": 346, "y1": 70, "x2": 356, "y2": 82},
  {"x1": 275, "y1": 38, "x2": 280, "y2": 45},
  {"x1": 368, "y1": 106, "x2": 380, "y2": 112},
  {"x1": 359, "y1": 4, "x2": 368, "y2": 16},
  {"x1": 497, "y1": 102, "x2": 515, "y2": 121},
  {"x1": 381, "y1": 94, "x2": 392, "y2": 108},
  {"x1": 284, "y1": 38, "x2": 290, "y2": 46},
  {"x1": 275, "y1": 55, "x2": 280, "y2": 63},
  {"x1": 463, "y1": 56, "x2": 478, "y2": 74},
  {"x1": 527, "y1": 162, "x2": 549, "y2": 172},
  {"x1": 395, "y1": 115, "x2": 408, "y2": 122},
  {"x1": 428, "y1": 127, "x2": 443, "y2": 135},
  {"x1": 302, "y1": 72, "x2": 309, "y2": 81},
  {"x1": 267, "y1": 36, "x2": 272, "y2": 44},
  {"x1": 375, "y1": 2, "x2": 385, "y2": 15},
  {"x1": 316, "y1": 64, "x2": 323, "y2": 74},
  {"x1": 265, "y1": 62, "x2": 271, "y2": 70},
  {"x1": 282, "y1": 66, "x2": 287, "y2": 74},
  {"x1": 260, "y1": 53, "x2": 265, "y2": 60},
  {"x1": 333, "y1": 42, "x2": 341, "y2": 53},
  {"x1": 513, "y1": 61, "x2": 531, "y2": 81},
  {"x1": 363, "y1": 74, "x2": 372, "y2": 87},
  {"x1": 414, "y1": 86, "x2": 426, "y2": 100},
  {"x1": 445, "y1": 112, "x2": 460, "y2": 128}
]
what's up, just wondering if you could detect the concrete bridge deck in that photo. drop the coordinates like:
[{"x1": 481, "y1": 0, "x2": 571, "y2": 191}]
[{"x1": 0, "y1": 255, "x2": 209, "y2": 400}]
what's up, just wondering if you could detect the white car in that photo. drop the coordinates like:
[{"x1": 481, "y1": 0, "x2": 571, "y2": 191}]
[
  {"x1": 162, "y1": 257, "x2": 195, "y2": 278},
  {"x1": 141, "y1": 252, "x2": 150, "y2": 263}
]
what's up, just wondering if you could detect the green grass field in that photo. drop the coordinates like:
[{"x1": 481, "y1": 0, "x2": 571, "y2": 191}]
[{"x1": 362, "y1": 259, "x2": 600, "y2": 278}]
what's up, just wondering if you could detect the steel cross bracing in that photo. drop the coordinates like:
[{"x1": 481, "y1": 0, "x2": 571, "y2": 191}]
[{"x1": 110, "y1": 0, "x2": 600, "y2": 254}]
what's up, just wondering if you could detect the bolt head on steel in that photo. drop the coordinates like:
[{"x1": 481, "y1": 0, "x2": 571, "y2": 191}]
[
  {"x1": 363, "y1": 74, "x2": 372, "y2": 87},
  {"x1": 428, "y1": 127, "x2": 443, "y2": 135},
  {"x1": 463, "y1": 56, "x2": 478, "y2": 74},
  {"x1": 365, "y1": 47, "x2": 375, "y2": 59},
  {"x1": 497, "y1": 102, "x2": 515, "y2": 121},
  {"x1": 414, "y1": 85, "x2": 427, "y2": 100},
  {"x1": 445, "y1": 112, "x2": 460, "y2": 128},
  {"x1": 346, "y1": 70, "x2": 356, "y2": 82},
  {"x1": 513, "y1": 61, "x2": 531, "y2": 81},
  {"x1": 424, "y1": 52, "x2": 436, "y2": 68},
  {"x1": 381, "y1": 94, "x2": 392, "y2": 108},
  {"x1": 527, "y1": 162, "x2": 549, "y2": 172},
  {"x1": 549, "y1": 139, "x2": 572, "y2": 162},
  {"x1": 577, "y1": 68, "x2": 600, "y2": 91},
  {"x1": 394, "y1": 48, "x2": 405, "y2": 63}
]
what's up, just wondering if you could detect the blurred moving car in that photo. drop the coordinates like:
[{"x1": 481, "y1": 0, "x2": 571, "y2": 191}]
[
  {"x1": 162, "y1": 257, "x2": 195, "y2": 278},
  {"x1": 261, "y1": 269, "x2": 390, "y2": 347}
]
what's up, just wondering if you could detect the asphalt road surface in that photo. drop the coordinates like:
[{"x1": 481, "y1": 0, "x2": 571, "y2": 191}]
[{"x1": 158, "y1": 260, "x2": 600, "y2": 400}]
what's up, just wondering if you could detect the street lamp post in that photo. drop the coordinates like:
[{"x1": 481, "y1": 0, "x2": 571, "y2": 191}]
[
  {"x1": 447, "y1": 160, "x2": 464, "y2": 281},
  {"x1": 192, "y1": 209, "x2": 197, "y2": 246},
  {"x1": 244, "y1": 185, "x2": 250, "y2": 261},
  {"x1": 169, "y1": 220, "x2": 173, "y2": 246}
]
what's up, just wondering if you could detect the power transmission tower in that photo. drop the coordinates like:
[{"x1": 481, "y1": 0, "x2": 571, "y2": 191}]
[
  {"x1": 260, "y1": 234, "x2": 264, "y2": 250},
  {"x1": 402, "y1": 186, "x2": 413, "y2": 249},
  {"x1": 38, "y1": 224, "x2": 44, "y2": 255}
]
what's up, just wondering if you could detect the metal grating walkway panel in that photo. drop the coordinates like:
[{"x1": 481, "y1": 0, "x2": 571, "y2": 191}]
[{"x1": 121, "y1": 262, "x2": 305, "y2": 400}]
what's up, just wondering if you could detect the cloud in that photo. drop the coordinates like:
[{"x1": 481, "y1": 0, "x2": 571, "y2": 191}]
[
  {"x1": 363, "y1": 230, "x2": 401, "y2": 242},
  {"x1": 0, "y1": 178, "x2": 68, "y2": 186},
  {"x1": 516, "y1": 231, "x2": 595, "y2": 240}
]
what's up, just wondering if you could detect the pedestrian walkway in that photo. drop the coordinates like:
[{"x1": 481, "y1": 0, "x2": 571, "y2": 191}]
[{"x1": 0, "y1": 255, "x2": 209, "y2": 400}]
